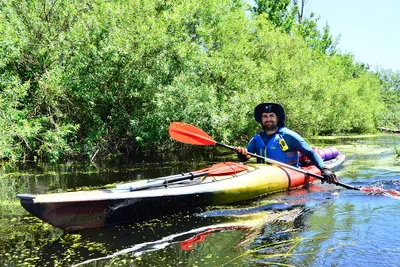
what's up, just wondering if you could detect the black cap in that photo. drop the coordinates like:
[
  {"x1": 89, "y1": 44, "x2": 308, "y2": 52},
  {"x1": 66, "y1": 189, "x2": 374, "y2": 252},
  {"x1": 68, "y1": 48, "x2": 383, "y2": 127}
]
[{"x1": 254, "y1": 102, "x2": 286, "y2": 127}]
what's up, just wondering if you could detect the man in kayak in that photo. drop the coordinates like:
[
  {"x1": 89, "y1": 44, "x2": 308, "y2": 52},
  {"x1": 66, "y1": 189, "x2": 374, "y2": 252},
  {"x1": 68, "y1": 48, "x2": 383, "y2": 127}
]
[{"x1": 236, "y1": 102, "x2": 338, "y2": 184}]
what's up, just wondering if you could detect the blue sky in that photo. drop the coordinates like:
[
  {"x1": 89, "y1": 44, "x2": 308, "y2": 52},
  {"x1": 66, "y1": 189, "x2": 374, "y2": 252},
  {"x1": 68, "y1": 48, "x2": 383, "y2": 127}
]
[{"x1": 305, "y1": 0, "x2": 400, "y2": 72}]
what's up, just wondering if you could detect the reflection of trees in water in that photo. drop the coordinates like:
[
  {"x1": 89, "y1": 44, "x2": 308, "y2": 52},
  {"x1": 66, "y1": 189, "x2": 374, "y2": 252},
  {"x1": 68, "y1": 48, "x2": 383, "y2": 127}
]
[
  {"x1": 0, "y1": 216, "x2": 63, "y2": 267},
  {"x1": 129, "y1": 230, "x2": 250, "y2": 267},
  {"x1": 247, "y1": 201, "x2": 341, "y2": 266},
  {"x1": 226, "y1": 197, "x2": 335, "y2": 266},
  {"x1": 26, "y1": 210, "x2": 251, "y2": 266},
  {"x1": 246, "y1": 206, "x2": 309, "y2": 265},
  {"x1": 43, "y1": 208, "x2": 302, "y2": 266}
]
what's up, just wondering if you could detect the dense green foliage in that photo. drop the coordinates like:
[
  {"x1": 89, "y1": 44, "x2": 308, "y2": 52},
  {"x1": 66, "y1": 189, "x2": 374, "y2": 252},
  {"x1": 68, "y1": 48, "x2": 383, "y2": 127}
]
[
  {"x1": 0, "y1": 0, "x2": 397, "y2": 162},
  {"x1": 378, "y1": 68, "x2": 400, "y2": 128}
]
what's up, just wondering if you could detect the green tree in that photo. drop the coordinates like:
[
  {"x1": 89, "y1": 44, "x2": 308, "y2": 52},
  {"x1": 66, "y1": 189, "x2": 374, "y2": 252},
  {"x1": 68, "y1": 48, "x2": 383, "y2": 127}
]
[{"x1": 378, "y1": 68, "x2": 400, "y2": 128}]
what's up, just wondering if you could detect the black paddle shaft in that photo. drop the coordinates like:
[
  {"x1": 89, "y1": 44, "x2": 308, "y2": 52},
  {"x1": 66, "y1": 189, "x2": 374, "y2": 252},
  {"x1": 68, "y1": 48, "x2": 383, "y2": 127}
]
[
  {"x1": 216, "y1": 142, "x2": 360, "y2": 191},
  {"x1": 129, "y1": 171, "x2": 209, "y2": 191}
]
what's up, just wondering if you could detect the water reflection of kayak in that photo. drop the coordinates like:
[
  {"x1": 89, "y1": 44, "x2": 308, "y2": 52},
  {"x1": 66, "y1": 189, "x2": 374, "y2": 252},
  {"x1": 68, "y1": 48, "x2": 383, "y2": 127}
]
[
  {"x1": 16, "y1": 149, "x2": 345, "y2": 232},
  {"x1": 68, "y1": 209, "x2": 304, "y2": 267}
]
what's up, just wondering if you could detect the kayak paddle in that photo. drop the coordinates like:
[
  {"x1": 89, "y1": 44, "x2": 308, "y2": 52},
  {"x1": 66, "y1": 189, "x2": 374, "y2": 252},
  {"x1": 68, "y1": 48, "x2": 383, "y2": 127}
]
[
  {"x1": 169, "y1": 122, "x2": 400, "y2": 197},
  {"x1": 116, "y1": 161, "x2": 247, "y2": 191},
  {"x1": 168, "y1": 122, "x2": 356, "y2": 189}
]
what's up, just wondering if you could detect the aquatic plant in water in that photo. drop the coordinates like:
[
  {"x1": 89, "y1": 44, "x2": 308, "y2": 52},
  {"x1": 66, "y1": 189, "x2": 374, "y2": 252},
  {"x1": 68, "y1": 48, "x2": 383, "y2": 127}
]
[{"x1": 392, "y1": 133, "x2": 400, "y2": 158}]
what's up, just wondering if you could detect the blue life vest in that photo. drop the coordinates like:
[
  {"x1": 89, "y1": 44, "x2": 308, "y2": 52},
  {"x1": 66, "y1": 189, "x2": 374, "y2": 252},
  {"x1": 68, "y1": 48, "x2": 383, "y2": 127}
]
[{"x1": 251, "y1": 127, "x2": 300, "y2": 167}]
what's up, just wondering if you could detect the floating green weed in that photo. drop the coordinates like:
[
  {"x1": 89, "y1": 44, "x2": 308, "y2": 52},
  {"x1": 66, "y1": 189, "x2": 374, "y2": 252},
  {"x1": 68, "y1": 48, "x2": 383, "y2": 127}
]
[
  {"x1": 391, "y1": 133, "x2": 400, "y2": 158},
  {"x1": 223, "y1": 236, "x2": 327, "y2": 266}
]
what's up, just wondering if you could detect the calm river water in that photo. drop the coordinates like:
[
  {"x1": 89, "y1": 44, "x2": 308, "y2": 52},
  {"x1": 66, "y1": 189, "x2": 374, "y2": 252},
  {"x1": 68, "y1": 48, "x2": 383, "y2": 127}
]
[{"x1": 1, "y1": 134, "x2": 400, "y2": 267}]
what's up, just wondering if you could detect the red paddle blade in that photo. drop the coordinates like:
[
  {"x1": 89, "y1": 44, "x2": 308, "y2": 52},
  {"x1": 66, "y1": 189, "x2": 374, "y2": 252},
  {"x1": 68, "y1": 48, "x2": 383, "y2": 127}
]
[
  {"x1": 360, "y1": 187, "x2": 400, "y2": 199},
  {"x1": 208, "y1": 162, "x2": 248, "y2": 175},
  {"x1": 169, "y1": 122, "x2": 216, "y2": 145}
]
